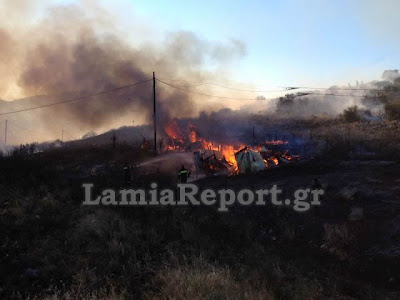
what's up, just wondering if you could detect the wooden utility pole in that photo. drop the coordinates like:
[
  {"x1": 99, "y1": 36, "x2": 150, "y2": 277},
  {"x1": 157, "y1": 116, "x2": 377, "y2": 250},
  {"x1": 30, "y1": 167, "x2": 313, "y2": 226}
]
[
  {"x1": 153, "y1": 71, "x2": 157, "y2": 155},
  {"x1": 4, "y1": 120, "x2": 7, "y2": 149},
  {"x1": 111, "y1": 132, "x2": 117, "y2": 149},
  {"x1": 61, "y1": 129, "x2": 64, "y2": 142}
]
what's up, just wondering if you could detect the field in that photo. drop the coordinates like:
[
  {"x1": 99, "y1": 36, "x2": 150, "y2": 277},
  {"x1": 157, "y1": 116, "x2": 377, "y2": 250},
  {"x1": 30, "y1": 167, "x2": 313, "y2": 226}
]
[{"x1": 1, "y1": 118, "x2": 400, "y2": 299}]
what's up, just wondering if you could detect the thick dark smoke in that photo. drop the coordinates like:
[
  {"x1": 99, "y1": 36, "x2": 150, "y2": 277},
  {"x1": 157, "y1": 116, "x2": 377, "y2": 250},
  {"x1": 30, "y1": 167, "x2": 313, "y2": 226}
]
[{"x1": 0, "y1": 0, "x2": 246, "y2": 142}]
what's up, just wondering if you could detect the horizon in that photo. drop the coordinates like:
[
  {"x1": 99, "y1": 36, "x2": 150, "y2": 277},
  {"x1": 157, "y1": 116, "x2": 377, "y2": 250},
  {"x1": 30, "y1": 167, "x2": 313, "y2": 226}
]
[
  {"x1": 1, "y1": 0, "x2": 399, "y2": 100},
  {"x1": 0, "y1": 0, "x2": 399, "y2": 146}
]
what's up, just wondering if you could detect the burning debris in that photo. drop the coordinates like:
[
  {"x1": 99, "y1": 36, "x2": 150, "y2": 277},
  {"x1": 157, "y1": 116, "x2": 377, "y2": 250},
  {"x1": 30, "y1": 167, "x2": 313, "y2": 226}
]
[
  {"x1": 161, "y1": 119, "x2": 301, "y2": 175},
  {"x1": 235, "y1": 148, "x2": 266, "y2": 173}
]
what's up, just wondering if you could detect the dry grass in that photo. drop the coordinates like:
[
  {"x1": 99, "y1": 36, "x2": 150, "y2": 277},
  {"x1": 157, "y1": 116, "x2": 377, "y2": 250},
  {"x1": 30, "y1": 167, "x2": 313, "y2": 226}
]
[
  {"x1": 146, "y1": 256, "x2": 274, "y2": 300},
  {"x1": 322, "y1": 222, "x2": 370, "y2": 260},
  {"x1": 39, "y1": 285, "x2": 127, "y2": 300},
  {"x1": 1, "y1": 145, "x2": 400, "y2": 299}
]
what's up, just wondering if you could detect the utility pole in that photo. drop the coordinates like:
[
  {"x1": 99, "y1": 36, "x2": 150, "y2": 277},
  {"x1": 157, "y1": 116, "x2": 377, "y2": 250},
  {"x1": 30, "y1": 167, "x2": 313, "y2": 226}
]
[
  {"x1": 61, "y1": 129, "x2": 64, "y2": 142},
  {"x1": 111, "y1": 132, "x2": 117, "y2": 149},
  {"x1": 153, "y1": 71, "x2": 157, "y2": 155},
  {"x1": 4, "y1": 120, "x2": 7, "y2": 149}
]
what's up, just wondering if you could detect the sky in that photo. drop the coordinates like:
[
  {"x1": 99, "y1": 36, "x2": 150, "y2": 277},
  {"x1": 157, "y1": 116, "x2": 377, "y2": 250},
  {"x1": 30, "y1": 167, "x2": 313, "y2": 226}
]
[
  {"x1": 1, "y1": 0, "x2": 400, "y2": 146},
  {"x1": 117, "y1": 0, "x2": 400, "y2": 88},
  {"x1": 2, "y1": 0, "x2": 400, "y2": 93}
]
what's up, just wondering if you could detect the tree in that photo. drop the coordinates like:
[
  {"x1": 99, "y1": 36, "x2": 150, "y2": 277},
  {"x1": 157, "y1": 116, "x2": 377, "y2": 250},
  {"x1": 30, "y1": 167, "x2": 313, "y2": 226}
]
[
  {"x1": 28, "y1": 143, "x2": 37, "y2": 155},
  {"x1": 276, "y1": 94, "x2": 295, "y2": 115}
]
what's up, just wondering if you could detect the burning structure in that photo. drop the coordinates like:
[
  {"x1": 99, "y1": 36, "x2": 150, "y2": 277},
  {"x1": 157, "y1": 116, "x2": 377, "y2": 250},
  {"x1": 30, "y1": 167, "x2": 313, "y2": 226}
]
[{"x1": 160, "y1": 118, "x2": 301, "y2": 175}]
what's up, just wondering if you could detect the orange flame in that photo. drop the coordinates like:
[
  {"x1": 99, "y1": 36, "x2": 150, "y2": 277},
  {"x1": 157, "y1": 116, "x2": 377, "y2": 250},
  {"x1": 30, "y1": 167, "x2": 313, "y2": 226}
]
[
  {"x1": 221, "y1": 145, "x2": 238, "y2": 170},
  {"x1": 162, "y1": 120, "x2": 299, "y2": 173},
  {"x1": 164, "y1": 119, "x2": 185, "y2": 140}
]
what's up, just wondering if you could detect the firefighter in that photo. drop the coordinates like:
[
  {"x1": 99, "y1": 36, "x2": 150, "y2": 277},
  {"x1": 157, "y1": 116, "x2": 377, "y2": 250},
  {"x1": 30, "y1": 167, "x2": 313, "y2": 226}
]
[
  {"x1": 311, "y1": 178, "x2": 322, "y2": 189},
  {"x1": 178, "y1": 165, "x2": 190, "y2": 183},
  {"x1": 123, "y1": 162, "x2": 132, "y2": 183},
  {"x1": 311, "y1": 177, "x2": 323, "y2": 219}
]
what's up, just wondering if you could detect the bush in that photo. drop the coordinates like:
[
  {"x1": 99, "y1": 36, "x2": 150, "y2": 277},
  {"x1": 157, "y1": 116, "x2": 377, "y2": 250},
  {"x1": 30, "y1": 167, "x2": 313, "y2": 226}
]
[
  {"x1": 82, "y1": 131, "x2": 97, "y2": 139},
  {"x1": 342, "y1": 105, "x2": 361, "y2": 123},
  {"x1": 275, "y1": 94, "x2": 295, "y2": 115},
  {"x1": 385, "y1": 99, "x2": 400, "y2": 120}
]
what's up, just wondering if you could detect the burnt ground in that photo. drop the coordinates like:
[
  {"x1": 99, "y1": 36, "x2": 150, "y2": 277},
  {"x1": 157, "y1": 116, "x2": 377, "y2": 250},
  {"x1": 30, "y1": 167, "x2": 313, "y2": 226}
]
[{"x1": 0, "y1": 145, "x2": 400, "y2": 299}]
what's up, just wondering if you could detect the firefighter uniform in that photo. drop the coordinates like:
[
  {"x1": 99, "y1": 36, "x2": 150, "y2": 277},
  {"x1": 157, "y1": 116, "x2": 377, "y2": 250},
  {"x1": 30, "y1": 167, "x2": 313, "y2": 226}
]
[{"x1": 178, "y1": 166, "x2": 190, "y2": 183}]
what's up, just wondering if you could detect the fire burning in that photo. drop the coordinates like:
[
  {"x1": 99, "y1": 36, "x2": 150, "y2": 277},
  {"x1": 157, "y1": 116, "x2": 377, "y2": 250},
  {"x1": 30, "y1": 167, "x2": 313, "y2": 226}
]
[
  {"x1": 162, "y1": 119, "x2": 300, "y2": 175},
  {"x1": 164, "y1": 119, "x2": 185, "y2": 141}
]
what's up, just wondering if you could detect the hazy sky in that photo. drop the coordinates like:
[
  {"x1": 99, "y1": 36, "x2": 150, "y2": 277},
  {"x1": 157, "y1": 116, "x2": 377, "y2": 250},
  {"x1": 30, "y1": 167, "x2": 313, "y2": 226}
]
[
  {"x1": 120, "y1": 0, "x2": 400, "y2": 87},
  {"x1": 1, "y1": 0, "x2": 399, "y2": 144},
  {"x1": 3, "y1": 0, "x2": 400, "y2": 90}
]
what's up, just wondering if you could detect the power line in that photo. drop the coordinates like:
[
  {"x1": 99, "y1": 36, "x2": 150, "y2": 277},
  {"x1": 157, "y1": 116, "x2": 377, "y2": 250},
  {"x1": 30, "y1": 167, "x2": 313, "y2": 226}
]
[
  {"x1": 157, "y1": 79, "x2": 389, "y2": 100},
  {"x1": 156, "y1": 79, "x2": 269, "y2": 100},
  {"x1": 0, "y1": 79, "x2": 152, "y2": 116},
  {"x1": 5, "y1": 125, "x2": 21, "y2": 144},
  {"x1": 294, "y1": 92, "x2": 386, "y2": 98},
  {"x1": 6, "y1": 120, "x2": 80, "y2": 145},
  {"x1": 7, "y1": 120, "x2": 48, "y2": 136},
  {"x1": 157, "y1": 78, "x2": 297, "y2": 90},
  {"x1": 7, "y1": 118, "x2": 80, "y2": 143},
  {"x1": 0, "y1": 76, "x2": 396, "y2": 118},
  {"x1": 290, "y1": 86, "x2": 400, "y2": 93},
  {"x1": 5, "y1": 125, "x2": 42, "y2": 145},
  {"x1": 159, "y1": 79, "x2": 287, "y2": 93},
  {"x1": 158, "y1": 81, "x2": 211, "y2": 88},
  {"x1": 158, "y1": 77, "x2": 400, "y2": 94}
]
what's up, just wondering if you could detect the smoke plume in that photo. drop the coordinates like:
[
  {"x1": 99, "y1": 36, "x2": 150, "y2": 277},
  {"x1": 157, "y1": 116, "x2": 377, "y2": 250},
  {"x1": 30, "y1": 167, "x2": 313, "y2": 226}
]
[{"x1": 0, "y1": 0, "x2": 246, "y2": 142}]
